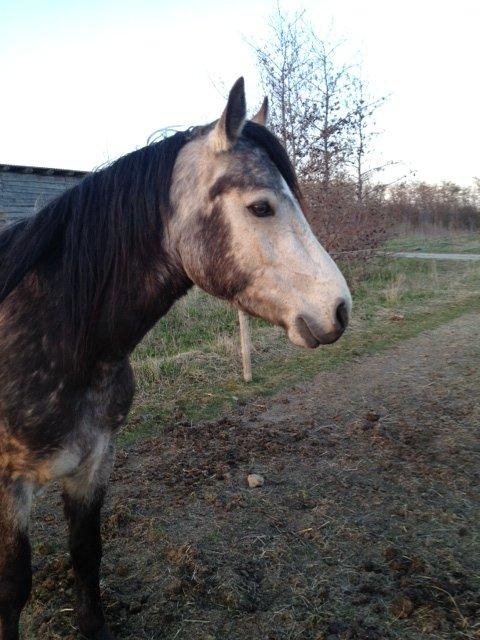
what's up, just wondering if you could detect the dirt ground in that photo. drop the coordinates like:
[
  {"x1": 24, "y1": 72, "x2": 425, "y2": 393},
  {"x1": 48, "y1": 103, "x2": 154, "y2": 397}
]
[{"x1": 25, "y1": 312, "x2": 480, "y2": 640}]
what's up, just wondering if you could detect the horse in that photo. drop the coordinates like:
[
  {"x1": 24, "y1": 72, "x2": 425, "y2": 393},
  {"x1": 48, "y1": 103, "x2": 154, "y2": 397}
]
[{"x1": 0, "y1": 78, "x2": 351, "y2": 640}]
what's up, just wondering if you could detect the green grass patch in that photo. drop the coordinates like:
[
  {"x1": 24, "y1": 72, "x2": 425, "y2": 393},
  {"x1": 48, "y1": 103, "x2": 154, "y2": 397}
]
[
  {"x1": 120, "y1": 257, "x2": 480, "y2": 446},
  {"x1": 385, "y1": 232, "x2": 480, "y2": 254}
]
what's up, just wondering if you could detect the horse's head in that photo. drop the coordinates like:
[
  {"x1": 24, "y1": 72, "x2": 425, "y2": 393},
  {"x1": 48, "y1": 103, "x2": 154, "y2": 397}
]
[{"x1": 170, "y1": 78, "x2": 351, "y2": 348}]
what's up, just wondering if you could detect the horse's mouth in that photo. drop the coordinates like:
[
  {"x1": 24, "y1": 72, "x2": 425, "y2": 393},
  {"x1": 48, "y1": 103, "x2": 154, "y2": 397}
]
[
  {"x1": 293, "y1": 316, "x2": 321, "y2": 348},
  {"x1": 293, "y1": 315, "x2": 345, "y2": 348}
]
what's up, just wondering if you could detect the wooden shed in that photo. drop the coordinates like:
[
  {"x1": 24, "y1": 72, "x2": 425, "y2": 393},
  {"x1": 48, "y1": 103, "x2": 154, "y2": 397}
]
[{"x1": 0, "y1": 164, "x2": 87, "y2": 225}]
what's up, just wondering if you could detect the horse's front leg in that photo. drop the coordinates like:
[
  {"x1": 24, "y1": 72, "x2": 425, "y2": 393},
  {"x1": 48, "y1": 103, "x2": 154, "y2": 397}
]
[
  {"x1": 0, "y1": 480, "x2": 33, "y2": 640},
  {"x1": 62, "y1": 441, "x2": 115, "y2": 640}
]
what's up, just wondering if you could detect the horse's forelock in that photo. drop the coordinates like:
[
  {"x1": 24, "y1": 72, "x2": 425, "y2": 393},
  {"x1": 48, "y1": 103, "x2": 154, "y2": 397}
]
[{"x1": 241, "y1": 122, "x2": 301, "y2": 202}]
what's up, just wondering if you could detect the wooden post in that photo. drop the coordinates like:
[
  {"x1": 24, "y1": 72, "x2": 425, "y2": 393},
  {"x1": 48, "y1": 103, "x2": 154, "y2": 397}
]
[{"x1": 238, "y1": 310, "x2": 252, "y2": 382}]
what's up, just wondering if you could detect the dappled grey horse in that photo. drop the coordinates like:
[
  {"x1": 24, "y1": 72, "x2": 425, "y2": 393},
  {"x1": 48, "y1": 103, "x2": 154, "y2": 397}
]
[{"x1": 0, "y1": 78, "x2": 351, "y2": 640}]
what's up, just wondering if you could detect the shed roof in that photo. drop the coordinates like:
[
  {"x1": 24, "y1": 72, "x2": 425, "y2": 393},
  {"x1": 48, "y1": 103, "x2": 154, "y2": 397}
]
[{"x1": 0, "y1": 163, "x2": 88, "y2": 178}]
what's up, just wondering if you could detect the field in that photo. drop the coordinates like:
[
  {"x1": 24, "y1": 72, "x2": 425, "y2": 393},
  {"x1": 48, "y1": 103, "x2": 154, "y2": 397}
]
[
  {"x1": 385, "y1": 231, "x2": 480, "y2": 255},
  {"x1": 23, "y1": 246, "x2": 480, "y2": 640}
]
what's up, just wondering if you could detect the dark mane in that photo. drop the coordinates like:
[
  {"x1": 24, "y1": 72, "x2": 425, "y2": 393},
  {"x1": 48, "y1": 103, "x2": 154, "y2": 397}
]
[
  {"x1": 242, "y1": 121, "x2": 301, "y2": 202},
  {"x1": 0, "y1": 130, "x2": 193, "y2": 367}
]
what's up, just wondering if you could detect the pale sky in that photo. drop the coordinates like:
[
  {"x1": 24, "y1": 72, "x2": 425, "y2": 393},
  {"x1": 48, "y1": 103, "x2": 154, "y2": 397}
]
[{"x1": 1, "y1": 0, "x2": 478, "y2": 185}]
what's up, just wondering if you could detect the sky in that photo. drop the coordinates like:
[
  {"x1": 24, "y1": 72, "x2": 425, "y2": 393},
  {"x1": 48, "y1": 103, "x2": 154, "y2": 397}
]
[{"x1": 1, "y1": 0, "x2": 479, "y2": 185}]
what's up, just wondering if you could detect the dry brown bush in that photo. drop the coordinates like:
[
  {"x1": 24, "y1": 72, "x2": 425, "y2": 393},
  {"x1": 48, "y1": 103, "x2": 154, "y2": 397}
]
[
  {"x1": 386, "y1": 181, "x2": 480, "y2": 232},
  {"x1": 302, "y1": 180, "x2": 388, "y2": 257}
]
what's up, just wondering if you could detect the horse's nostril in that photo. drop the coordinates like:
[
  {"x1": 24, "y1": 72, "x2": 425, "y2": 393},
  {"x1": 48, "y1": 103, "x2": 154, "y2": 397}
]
[{"x1": 335, "y1": 300, "x2": 349, "y2": 332}]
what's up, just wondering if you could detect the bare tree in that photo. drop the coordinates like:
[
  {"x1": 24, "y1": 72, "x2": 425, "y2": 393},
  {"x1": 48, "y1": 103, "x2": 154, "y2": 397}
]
[
  {"x1": 347, "y1": 75, "x2": 392, "y2": 201},
  {"x1": 252, "y1": 6, "x2": 314, "y2": 176},
  {"x1": 307, "y1": 37, "x2": 353, "y2": 189},
  {"x1": 253, "y1": 8, "x2": 397, "y2": 192}
]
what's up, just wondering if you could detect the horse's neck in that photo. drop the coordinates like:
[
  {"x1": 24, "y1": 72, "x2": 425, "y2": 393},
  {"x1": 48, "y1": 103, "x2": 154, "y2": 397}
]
[
  {"x1": 99, "y1": 261, "x2": 192, "y2": 361},
  {"x1": 0, "y1": 254, "x2": 192, "y2": 379}
]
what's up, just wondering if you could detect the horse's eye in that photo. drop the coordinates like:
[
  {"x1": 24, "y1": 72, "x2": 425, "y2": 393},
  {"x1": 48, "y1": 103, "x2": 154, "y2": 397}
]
[{"x1": 247, "y1": 201, "x2": 274, "y2": 217}]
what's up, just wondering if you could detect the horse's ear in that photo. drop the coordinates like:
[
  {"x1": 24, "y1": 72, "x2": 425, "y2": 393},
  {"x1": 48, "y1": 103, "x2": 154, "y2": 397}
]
[
  {"x1": 251, "y1": 97, "x2": 269, "y2": 126},
  {"x1": 211, "y1": 77, "x2": 246, "y2": 152}
]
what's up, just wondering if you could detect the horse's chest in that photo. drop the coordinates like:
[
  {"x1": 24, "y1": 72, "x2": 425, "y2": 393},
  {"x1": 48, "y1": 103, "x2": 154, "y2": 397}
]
[
  {"x1": 39, "y1": 426, "x2": 113, "y2": 490},
  {"x1": 1, "y1": 367, "x2": 132, "y2": 487},
  {"x1": 47, "y1": 380, "x2": 119, "y2": 464}
]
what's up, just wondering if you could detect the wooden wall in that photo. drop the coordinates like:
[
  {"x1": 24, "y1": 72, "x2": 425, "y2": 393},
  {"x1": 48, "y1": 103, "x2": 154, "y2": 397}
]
[{"x1": 0, "y1": 168, "x2": 86, "y2": 224}]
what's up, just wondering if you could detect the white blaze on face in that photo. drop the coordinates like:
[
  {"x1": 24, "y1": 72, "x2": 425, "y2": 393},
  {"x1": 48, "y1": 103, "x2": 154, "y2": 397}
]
[{"x1": 223, "y1": 178, "x2": 352, "y2": 348}]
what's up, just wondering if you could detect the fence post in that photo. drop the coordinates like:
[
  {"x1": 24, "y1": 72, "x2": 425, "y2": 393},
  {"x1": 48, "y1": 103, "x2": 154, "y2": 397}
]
[{"x1": 238, "y1": 310, "x2": 252, "y2": 382}]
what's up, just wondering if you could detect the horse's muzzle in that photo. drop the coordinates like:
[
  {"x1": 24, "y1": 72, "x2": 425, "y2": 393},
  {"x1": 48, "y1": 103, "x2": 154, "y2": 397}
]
[{"x1": 295, "y1": 300, "x2": 349, "y2": 348}]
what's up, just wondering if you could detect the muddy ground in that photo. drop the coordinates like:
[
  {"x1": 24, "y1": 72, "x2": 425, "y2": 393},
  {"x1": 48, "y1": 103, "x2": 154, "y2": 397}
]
[{"x1": 25, "y1": 313, "x2": 480, "y2": 639}]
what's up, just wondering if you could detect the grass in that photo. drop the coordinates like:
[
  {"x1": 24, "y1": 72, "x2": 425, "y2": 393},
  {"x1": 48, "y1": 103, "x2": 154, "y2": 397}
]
[
  {"x1": 121, "y1": 255, "x2": 480, "y2": 445},
  {"x1": 385, "y1": 231, "x2": 480, "y2": 254}
]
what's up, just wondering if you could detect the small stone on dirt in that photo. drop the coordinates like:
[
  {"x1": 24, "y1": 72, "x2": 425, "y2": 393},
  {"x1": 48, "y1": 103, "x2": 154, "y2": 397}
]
[{"x1": 247, "y1": 473, "x2": 264, "y2": 488}]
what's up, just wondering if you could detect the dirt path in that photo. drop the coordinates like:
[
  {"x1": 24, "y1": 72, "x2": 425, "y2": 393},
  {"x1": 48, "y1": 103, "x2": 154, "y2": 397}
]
[
  {"x1": 26, "y1": 313, "x2": 480, "y2": 640},
  {"x1": 393, "y1": 251, "x2": 480, "y2": 261}
]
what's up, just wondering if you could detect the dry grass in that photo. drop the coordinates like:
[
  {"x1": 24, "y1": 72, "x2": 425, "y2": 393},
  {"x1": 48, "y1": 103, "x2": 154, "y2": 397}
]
[{"x1": 383, "y1": 273, "x2": 407, "y2": 305}]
